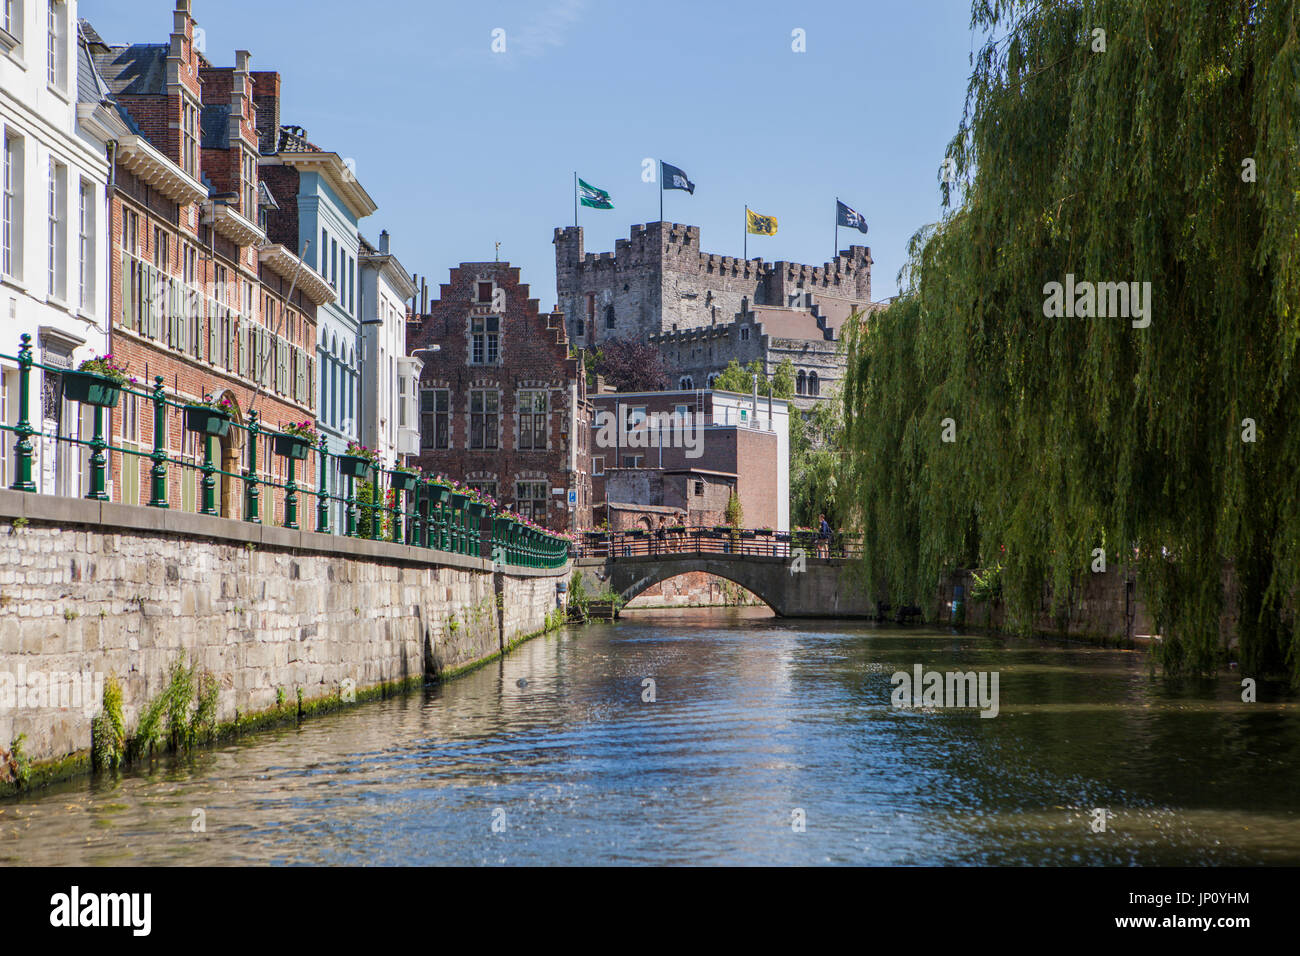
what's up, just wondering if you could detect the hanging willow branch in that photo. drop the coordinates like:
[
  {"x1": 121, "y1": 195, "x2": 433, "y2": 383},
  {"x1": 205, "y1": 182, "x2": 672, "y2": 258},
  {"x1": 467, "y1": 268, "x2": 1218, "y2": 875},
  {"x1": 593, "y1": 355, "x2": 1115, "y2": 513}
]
[{"x1": 844, "y1": 0, "x2": 1300, "y2": 681}]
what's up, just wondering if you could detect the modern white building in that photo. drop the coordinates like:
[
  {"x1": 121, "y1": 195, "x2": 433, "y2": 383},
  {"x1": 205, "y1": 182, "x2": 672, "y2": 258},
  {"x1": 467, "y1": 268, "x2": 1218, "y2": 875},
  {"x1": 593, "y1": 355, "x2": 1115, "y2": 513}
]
[
  {"x1": 1, "y1": 3, "x2": 115, "y2": 494},
  {"x1": 358, "y1": 229, "x2": 420, "y2": 467}
]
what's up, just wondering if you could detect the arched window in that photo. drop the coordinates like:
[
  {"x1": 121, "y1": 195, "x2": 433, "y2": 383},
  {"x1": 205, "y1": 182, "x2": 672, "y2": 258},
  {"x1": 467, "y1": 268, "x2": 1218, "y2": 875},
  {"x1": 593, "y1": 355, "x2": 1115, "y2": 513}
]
[
  {"x1": 706, "y1": 373, "x2": 718, "y2": 388},
  {"x1": 575, "y1": 317, "x2": 585, "y2": 338},
  {"x1": 680, "y1": 376, "x2": 693, "y2": 390},
  {"x1": 605, "y1": 304, "x2": 616, "y2": 329},
  {"x1": 796, "y1": 370, "x2": 807, "y2": 395},
  {"x1": 809, "y1": 371, "x2": 819, "y2": 396}
]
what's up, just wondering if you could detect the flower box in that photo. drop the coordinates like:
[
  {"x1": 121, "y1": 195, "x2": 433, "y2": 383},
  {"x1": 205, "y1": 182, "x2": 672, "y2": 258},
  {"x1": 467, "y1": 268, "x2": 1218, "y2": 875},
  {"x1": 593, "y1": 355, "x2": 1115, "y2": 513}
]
[
  {"x1": 666, "y1": 525, "x2": 686, "y2": 534},
  {"x1": 389, "y1": 470, "x2": 418, "y2": 492},
  {"x1": 754, "y1": 528, "x2": 773, "y2": 537},
  {"x1": 184, "y1": 405, "x2": 231, "y2": 438},
  {"x1": 338, "y1": 454, "x2": 374, "y2": 479},
  {"x1": 467, "y1": 501, "x2": 488, "y2": 518},
  {"x1": 740, "y1": 530, "x2": 757, "y2": 539},
  {"x1": 713, "y1": 526, "x2": 733, "y2": 535},
  {"x1": 274, "y1": 432, "x2": 311, "y2": 460},
  {"x1": 449, "y1": 493, "x2": 469, "y2": 511},
  {"x1": 427, "y1": 483, "x2": 451, "y2": 504},
  {"x1": 63, "y1": 370, "x2": 122, "y2": 408},
  {"x1": 625, "y1": 529, "x2": 645, "y2": 537}
]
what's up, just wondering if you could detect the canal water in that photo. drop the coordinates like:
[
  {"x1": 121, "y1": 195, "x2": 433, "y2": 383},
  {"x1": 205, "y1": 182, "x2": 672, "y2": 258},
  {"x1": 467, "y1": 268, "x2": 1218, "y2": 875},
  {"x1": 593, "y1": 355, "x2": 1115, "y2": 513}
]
[{"x1": 3, "y1": 607, "x2": 1298, "y2": 865}]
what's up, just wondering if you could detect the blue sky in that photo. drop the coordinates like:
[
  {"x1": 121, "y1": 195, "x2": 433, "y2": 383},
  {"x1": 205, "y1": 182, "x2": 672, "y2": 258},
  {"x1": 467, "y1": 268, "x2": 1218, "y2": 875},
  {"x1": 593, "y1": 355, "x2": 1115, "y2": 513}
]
[{"x1": 83, "y1": 0, "x2": 977, "y2": 310}]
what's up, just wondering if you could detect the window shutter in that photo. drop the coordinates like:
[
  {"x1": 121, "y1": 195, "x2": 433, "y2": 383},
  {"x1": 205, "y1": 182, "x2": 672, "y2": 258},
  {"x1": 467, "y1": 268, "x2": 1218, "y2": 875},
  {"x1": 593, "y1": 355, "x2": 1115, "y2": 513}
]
[
  {"x1": 208, "y1": 310, "x2": 218, "y2": 365},
  {"x1": 239, "y1": 325, "x2": 247, "y2": 377},
  {"x1": 120, "y1": 253, "x2": 132, "y2": 331}
]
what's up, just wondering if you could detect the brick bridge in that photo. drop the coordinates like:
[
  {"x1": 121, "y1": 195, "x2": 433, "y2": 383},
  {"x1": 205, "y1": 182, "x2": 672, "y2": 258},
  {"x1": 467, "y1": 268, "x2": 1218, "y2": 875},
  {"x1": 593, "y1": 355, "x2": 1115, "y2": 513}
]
[{"x1": 572, "y1": 530, "x2": 876, "y2": 618}]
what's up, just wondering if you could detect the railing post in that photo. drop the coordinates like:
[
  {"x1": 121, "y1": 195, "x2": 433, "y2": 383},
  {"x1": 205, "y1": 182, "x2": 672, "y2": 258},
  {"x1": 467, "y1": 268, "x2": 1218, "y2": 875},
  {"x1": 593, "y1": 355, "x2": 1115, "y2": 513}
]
[
  {"x1": 148, "y1": 376, "x2": 168, "y2": 507},
  {"x1": 85, "y1": 404, "x2": 108, "y2": 500},
  {"x1": 369, "y1": 468, "x2": 381, "y2": 541},
  {"x1": 244, "y1": 409, "x2": 260, "y2": 523},
  {"x1": 390, "y1": 481, "x2": 401, "y2": 544},
  {"x1": 284, "y1": 453, "x2": 298, "y2": 530},
  {"x1": 199, "y1": 430, "x2": 217, "y2": 516},
  {"x1": 9, "y1": 334, "x2": 36, "y2": 491},
  {"x1": 316, "y1": 435, "x2": 330, "y2": 534},
  {"x1": 345, "y1": 473, "x2": 357, "y2": 537}
]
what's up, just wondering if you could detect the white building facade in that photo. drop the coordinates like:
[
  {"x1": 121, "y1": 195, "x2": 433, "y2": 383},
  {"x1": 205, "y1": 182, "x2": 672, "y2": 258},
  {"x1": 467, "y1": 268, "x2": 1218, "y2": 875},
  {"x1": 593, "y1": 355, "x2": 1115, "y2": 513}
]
[
  {"x1": 1, "y1": 3, "x2": 114, "y2": 494},
  {"x1": 358, "y1": 229, "x2": 419, "y2": 467}
]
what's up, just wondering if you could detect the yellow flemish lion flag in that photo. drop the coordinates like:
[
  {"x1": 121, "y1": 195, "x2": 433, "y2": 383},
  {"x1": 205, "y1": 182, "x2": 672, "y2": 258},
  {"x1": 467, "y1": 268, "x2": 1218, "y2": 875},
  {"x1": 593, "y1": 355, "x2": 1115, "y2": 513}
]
[{"x1": 746, "y1": 208, "x2": 778, "y2": 235}]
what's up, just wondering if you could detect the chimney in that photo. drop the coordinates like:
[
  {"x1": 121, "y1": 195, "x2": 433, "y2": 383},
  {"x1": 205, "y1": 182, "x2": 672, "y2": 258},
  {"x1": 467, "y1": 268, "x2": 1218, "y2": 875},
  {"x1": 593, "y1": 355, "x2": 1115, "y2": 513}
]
[
  {"x1": 379, "y1": 230, "x2": 390, "y2": 255},
  {"x1": 231, "y1": 51, "x2": 251, "y2": 151}
]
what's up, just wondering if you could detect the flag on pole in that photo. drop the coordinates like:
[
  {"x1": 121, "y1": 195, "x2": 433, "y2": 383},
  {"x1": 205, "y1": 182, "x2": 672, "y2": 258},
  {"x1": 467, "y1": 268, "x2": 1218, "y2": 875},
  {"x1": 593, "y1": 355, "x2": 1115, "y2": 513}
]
[
  {"x1": 746, "y1": 208, "x2": 778, "y2": 236},
  {"x1": 578, "y1": 178, "x2": 614, "y2": 209},
  {"x1": 661, "y1": 161, "x2": 695, "y2": 194},
  {"x1": 836, "y1": 199, "x2": 868, "y2": 233}
]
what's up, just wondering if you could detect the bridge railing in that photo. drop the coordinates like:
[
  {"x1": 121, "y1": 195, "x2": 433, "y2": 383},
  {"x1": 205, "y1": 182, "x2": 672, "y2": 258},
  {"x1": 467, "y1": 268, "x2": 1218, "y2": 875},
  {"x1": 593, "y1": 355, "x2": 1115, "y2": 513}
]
[
  {"x1": 574, "y1": 527, "x2": 862, "y2": 560},
  {"x1": 0, "y1": 334, "x2": 570, "y2": 570}
]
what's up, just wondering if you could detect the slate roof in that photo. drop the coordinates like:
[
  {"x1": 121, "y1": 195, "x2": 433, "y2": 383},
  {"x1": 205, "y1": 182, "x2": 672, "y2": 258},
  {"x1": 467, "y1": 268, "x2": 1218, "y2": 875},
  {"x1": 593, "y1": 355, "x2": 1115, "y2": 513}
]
[
  {"x1": 200, "y1": 103, "x2": 231, "y2": 148},
  {"x1": 90, "y1": 41, "x2": 169, "y2": 97}
]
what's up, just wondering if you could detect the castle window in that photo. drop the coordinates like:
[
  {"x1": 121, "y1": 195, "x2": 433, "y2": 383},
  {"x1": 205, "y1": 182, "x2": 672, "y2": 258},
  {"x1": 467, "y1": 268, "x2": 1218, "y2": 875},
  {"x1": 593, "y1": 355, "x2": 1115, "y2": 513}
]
[
  {"x1": 515, "y1": 480, "x2": 548, "y2": 521},
  {"x1": 808, "y1": 371, "x2": 820, "y2": 396},
  {"x1": 470, "y1": 315, "x2": 499, "y2": 364},
  {"x1": 679, "y1": 376, "x2": 693, "y2": 390},
  {"x1": 518, "y1": 390, "x2": 547, "y2": 450},
  {"x1": 605, "y1": 304, "x2": 615, "y2": 329},
  {"x1": 575, "y1": 317, "x2": 585, "y2": 338},
  {"x1": 470, "y1": 389, "x2": 499, "y2": 449},
  {"x1": 421, "y1": 388, "x2": 449, "y2": 449},
  {"x1": 478, "y1": 282, "x2": 493, "y2": 303},
  {"x1": 740, "y1": 327, "x2": 750, "y2": 341},
  {"x1": 797, "y1": 370, "x2": 807, "y2": 395}
]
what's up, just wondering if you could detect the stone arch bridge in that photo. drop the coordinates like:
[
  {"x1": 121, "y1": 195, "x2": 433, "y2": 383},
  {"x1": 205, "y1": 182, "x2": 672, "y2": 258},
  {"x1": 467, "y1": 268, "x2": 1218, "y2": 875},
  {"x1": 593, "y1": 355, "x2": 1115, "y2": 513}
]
[{"x1": 572, "y1": 531, "x2": 876, "y2": 618}]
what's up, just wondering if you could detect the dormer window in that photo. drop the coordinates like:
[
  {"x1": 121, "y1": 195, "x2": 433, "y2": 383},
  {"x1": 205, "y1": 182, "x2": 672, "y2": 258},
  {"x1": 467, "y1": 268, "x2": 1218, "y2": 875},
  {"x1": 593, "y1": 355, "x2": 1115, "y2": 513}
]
[{"x1": 477, "y1": 281, "x2": 493, "y2": 303}]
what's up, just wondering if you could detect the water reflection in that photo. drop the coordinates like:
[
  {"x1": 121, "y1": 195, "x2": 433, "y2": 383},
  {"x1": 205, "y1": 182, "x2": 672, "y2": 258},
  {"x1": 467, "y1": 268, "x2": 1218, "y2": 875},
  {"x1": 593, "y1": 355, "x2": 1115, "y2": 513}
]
[{"x1": 2, "y1": 607, "x2": 1297, "y2": 865}]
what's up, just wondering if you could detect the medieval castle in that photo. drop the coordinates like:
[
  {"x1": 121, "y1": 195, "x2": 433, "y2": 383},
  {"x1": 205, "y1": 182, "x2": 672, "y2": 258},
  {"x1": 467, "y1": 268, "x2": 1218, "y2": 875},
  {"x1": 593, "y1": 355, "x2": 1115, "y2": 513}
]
[{"x1": 553, "y1": 221, "x2": 878, "y2": 408}]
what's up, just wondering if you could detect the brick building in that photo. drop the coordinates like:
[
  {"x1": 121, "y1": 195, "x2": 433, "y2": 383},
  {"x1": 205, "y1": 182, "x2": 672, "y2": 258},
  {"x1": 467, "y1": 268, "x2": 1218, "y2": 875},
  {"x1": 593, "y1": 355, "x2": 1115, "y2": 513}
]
[
  {"x1": 555, "y1": 220, "x2": 876, "y2": 409},
  {"x1": 406, "y1": 261, "x2": 593, "y2": 532},
  {"x1": 589, "y1": 388, "x2": 789, "y2": 532},
  {"x1": 86, "y1": 1, "x2": 332, "y2": 518}
]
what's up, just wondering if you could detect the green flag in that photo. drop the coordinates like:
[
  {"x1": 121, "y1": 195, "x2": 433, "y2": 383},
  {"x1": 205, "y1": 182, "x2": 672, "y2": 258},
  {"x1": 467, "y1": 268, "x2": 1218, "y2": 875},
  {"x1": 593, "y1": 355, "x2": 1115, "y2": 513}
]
[{"x1": 578, "y1": 178, "x2": 614, "y2": 210}]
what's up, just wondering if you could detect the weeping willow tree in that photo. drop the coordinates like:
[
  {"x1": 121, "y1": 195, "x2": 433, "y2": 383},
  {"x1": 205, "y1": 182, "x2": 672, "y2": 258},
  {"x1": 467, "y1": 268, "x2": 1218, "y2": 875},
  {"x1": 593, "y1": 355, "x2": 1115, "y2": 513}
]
[{"x1": 844, "y1": 0, "x2": 1300, "y2": 680}]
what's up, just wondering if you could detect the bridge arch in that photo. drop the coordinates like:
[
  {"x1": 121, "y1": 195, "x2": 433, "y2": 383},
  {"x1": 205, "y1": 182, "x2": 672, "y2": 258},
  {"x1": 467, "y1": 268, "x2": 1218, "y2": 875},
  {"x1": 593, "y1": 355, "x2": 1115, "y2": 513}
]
[{"x1": 602, "y1": 555, "x2": 792, "y2": 616}]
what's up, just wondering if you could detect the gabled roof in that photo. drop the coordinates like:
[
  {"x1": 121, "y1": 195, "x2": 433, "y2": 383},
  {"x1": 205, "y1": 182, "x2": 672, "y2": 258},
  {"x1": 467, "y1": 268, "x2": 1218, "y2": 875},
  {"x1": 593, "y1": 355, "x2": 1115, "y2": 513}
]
[{"x1": 91, "y1": 42, "x2": 170, "y2": 97}]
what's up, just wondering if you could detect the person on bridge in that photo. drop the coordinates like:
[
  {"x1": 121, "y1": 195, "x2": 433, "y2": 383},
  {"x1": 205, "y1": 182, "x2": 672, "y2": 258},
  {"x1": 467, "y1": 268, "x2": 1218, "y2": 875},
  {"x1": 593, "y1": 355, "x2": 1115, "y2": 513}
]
[{"x1": 818, "y1": 513, "x2": 832, "y2": 558}]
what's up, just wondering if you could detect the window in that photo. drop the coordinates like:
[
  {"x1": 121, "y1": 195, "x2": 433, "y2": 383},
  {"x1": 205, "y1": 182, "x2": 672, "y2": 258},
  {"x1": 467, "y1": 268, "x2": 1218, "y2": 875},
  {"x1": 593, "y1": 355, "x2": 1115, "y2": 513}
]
[
  {"x1": 46, "y1": 1, "x2": 62, "y2": 88},
  {"x1": 47, "y1": 158, "x2": 65, "y2": 299},
  {"x1": 469, "y1": 481, "x2": 497, "y2": 500},
  {"x1": 470, "y1": 315, "x2": 499, "y2": 365},
  {"x1": 348, "y1": 257, "x2": 355, "y2": 314},
  {"x1": 331, "y1": 238, "x2": 337, "y2": 287},
  {"x1": 182, "y1": 101, "x2": 199, "y2": 176},
  {"x1": 470, "y1": 389, "x2": 498, "y2": 449},
  {"x1": 628, "y1": 406, "x2": 646, "y2": 426},
  {"x1": 679, "y1": 376, "x2": 693, "y2": 390},
  {"x1": 518, "y1": 390, "x2": 547, "y2": 450},
  {"x1": 123, "y1": 208, "x2": 138, "y2": 257},
  {"x1": 398, "y1": 375, "x2": 408, "y2": 428},
  {"x1": 2, "y1": 132, "x2": 19, "y2": 279},
  {"x1": 796, "y1": 369, "x2": 807, "y2": 395},
  {"x1": 152, "y1": 225, "x2": 168, "y2": 270},
  {"x1": 592, "y1": 456, "x2": 604, "y2": 476},
  {"x1": 808, "y1": 371, "x2": 820, "y2": 396},
  {"x1": 477, "y1": 281, "x2": 492, "y2": 303},
  {"x1": 605, "y1": 304, "x2": 615, "y2": 329},
  {"x1": 420, "y1": 388, "x2": 449, "y2": 449},
  {"x1": 740, "y1": 327, "x2": 750, "y2": 341},
  {"x1": 3, "y1": 0, "x2": 16, "y2": 37},
  {"x1": 621, "y1": 455, "x2": 643, "y2": 468},
  {"x1": 242, "y1": 151, "x2": 255, "y2": 217},
  {"x1": 575, "y1": 316, "x2": 584, "y2": 338},
  {"x1": 77, "y1": 180, "x2": 93, "y2": 311},
  {"x1": 515, "y1": 480, "x2": 548, "y2": 521},
  {"x1": 320, "y1": 227, "x2": 327, "y2": 274},
  {"x1": 694, "y1": 480, "x2": 705, "y2": 496}
]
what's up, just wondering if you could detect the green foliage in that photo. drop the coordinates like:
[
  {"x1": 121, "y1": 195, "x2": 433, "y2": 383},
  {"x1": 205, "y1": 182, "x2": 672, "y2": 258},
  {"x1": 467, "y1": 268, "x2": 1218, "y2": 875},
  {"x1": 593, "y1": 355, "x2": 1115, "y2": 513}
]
[
  {"x1": 724, "y1": 490, "x2": 743, "y2": 528},
  {"x1": 357, "y1": 480, "x2": 393, "y2": 538},
  {"x1": 969, "y1": 565, "x2": 1004, "y2": 604},
  {"x1": 790, "y1": 382, "x2": 848, "y2": 529},
  {"x1": 710, "y1": 358, "x2": 795, "y2": 399},
  {"x1": 127, "y1": 659, "x2": 218, "y2": 761},
  {"x1": 91, "y1": 677, "x2": 126, "y2": 771},
  {"x1": 843, "y1": 0, "x2": 1300, "y2": 680},
  {"x1": 5, "y1": 735, "x2": 31, "y2": 787}
]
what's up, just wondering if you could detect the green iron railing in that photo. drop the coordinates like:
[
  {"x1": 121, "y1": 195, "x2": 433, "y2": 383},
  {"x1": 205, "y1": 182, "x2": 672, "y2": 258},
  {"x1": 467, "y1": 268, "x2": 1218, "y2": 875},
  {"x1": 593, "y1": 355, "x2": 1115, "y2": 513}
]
[{"x1": 0, "y1": 333, "x2": 571, "y2": 570}]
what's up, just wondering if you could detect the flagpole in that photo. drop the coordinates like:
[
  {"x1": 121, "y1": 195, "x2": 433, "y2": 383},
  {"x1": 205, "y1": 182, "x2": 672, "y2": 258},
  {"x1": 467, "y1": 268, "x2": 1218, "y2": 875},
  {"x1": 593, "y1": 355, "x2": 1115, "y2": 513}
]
[
  {"x1": 744, "y1": 205, "x2": 748, "y2": 260},
  {"x1": 659, "y1": 160, "x2": 664, "y2": 224},
  {"x1": 574, "y1": 171, "x2": 578, "y2": 229}
]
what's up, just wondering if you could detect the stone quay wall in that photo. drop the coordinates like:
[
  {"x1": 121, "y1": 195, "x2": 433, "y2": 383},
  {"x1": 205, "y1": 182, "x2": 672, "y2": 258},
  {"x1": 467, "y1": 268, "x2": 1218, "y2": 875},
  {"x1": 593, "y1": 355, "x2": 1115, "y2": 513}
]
[{"x1": 0, "y1": 489, "x2": 567, "y2": 774}]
